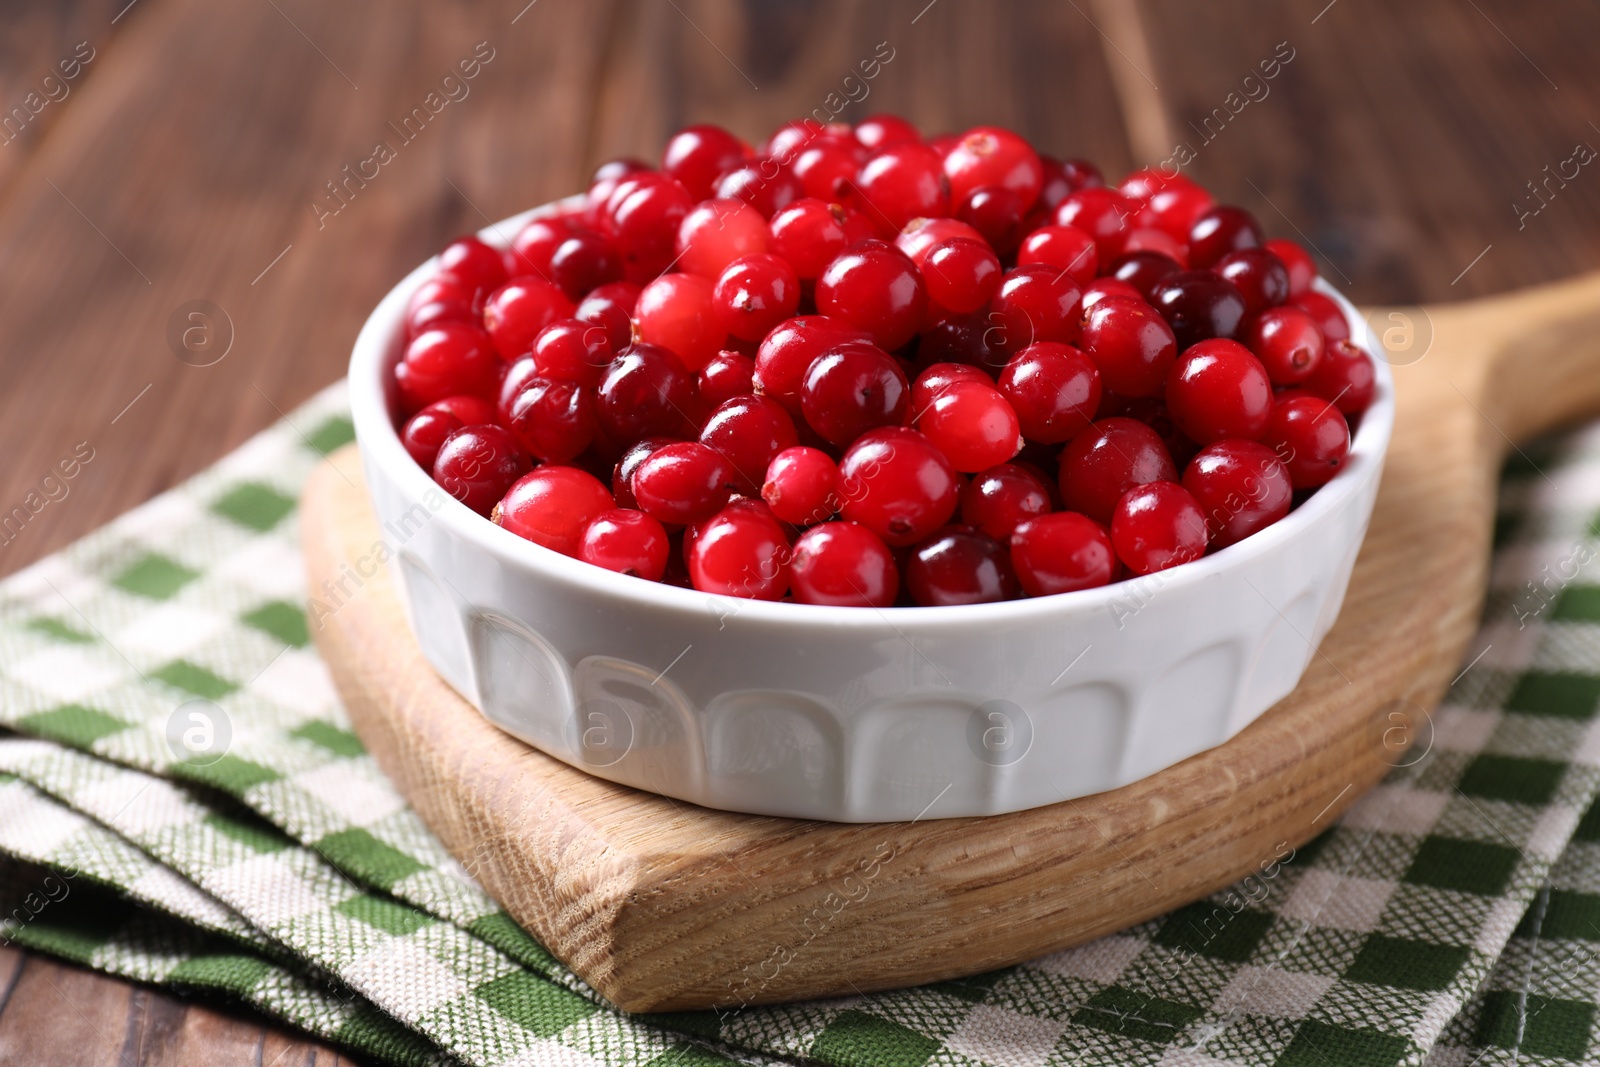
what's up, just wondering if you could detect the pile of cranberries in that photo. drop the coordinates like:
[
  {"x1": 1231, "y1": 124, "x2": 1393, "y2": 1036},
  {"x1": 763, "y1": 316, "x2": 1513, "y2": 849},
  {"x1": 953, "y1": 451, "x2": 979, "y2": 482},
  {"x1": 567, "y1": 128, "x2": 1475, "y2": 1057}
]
[{"x1": 392, "y1": 116, "x2": 1376, "y2": 608}]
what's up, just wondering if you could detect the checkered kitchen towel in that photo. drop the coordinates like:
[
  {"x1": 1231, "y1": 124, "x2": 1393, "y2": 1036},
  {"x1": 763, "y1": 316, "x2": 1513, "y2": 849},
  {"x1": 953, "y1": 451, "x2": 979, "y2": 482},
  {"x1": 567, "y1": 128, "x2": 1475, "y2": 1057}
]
[{"x1": 0, "y1": 382, "x2": 1598, "y2": 1067}]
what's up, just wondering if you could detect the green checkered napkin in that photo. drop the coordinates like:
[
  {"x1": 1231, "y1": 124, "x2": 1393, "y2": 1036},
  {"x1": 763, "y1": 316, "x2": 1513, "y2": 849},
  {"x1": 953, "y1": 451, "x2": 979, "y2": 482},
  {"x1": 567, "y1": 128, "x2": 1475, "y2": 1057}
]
[{"x1": 0, "y1": 383, "x2": 1598, "y2": 1067}]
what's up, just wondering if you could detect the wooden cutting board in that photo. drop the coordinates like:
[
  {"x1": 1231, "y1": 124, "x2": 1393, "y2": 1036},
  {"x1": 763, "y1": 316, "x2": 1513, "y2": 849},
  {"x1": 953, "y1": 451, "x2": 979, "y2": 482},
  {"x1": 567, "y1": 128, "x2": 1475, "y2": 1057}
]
[{"x1": 304, "y1": 272, "x2": 1600, "y2": 1012}]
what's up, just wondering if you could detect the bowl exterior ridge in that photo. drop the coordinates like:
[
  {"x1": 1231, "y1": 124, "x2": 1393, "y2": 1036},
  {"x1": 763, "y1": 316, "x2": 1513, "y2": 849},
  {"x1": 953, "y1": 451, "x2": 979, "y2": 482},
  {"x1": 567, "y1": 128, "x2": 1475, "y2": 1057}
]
[{"x1": 349, "y1": 203, "x2": 1394, "y2": 822}]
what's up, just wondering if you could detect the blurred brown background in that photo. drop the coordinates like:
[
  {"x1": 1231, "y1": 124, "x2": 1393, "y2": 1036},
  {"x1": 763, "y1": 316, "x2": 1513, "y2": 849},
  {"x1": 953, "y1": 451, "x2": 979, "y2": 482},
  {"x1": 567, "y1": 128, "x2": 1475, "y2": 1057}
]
[{"x1": 0, "y1": 0, "x2": 1598, "y2": 1061}]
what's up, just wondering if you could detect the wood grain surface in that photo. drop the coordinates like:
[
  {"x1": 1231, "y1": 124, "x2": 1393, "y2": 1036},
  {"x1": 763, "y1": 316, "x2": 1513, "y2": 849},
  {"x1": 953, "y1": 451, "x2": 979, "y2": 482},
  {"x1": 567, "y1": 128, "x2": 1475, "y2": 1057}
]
[{"x1": 3, "y1": 0, "x2": 1600, "y2": 1059}]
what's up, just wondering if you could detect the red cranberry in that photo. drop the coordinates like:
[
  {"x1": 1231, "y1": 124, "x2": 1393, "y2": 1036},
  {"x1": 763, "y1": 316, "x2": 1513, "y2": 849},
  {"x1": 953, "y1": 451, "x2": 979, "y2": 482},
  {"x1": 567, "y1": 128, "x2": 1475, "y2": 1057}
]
[
  {"x1": 1044, "y1": 157, "x2": 1104, "y2": 200},
  {"x1": 1055, "y1": 187, "x2": 1138, "y2": 260},
  {"x1": 1187, "y1": 205, "x2": 1264, "y2": 269},
  {"x1": 1244, "y1": 306, "x2": 1325, "y2": 385},
  {"x1": 918, "y1": 314, "x2": 1002, "y2": 371},
  {"x1": 792, "y1": 138, "x2": 867, "y2": 202},
  {"x1": 495, "y1": 465, "x2": 614, "y2": 556},
  {"x1": 584, "y1": 160, "x2": 651, "y2": 230},
  {"x1": 612, "y1": 435, "x2": 680, "y2": 508},
  {"x1": 815, "y1": 240, "x2": 928, "y2": 351},
  {"x1": 661, "y1": 123, "x2": 752, "y2": 201},
  {"x1": 765, "y1": 118, "x2": 842, "y2": 164},
  {"x1": 753, "y1": 315, "x2": 872, "y2": 414},
  {"x1": 548, "y1": 231, "x2": 622, "y2": 299},
  {"x1": 676, "y1": 198, "x2": 769, "y2": 279},
  {"x1": 433, "y1": 424, "x2": 529, "y2": 516},
  {"x1": 483, "y1": 277, "x2": 577, "y2": 361},
  {"x1": 922, "y1": 238, "x2": 1002, "y2": 315},
  {"x1": 962, "y1": 463, "x2": 1053, "y2": 542},
  {"x1": 917, "y1": 379, "x2": 1022, "y2": 472},
  {"x1": 1120, "y1": 227, "x2": 1189, "y2": 264},
  {"x1": 631, "y1": 441, "x2": 738, "y2": 525},
  {"x1": 1145, "y1": 179, "x2": 1214, "y2": 241},
  {"x1": 942, "y1": 126, "x2": 1043, "y2": 207},
  {"x1": 788, "y1": 522, "x2": 898, "y2": 607},
  {"x1": 532, "y1": 318, "x2": 612, "y2": 387},
  {"x1": 1262, "y1": 396, "x2": 1350, "y2": 489},
  {"x1": 1182, "y1": 440, "x2": 1292, "y2": 548},
  {"x1": 1215, "y1": 248, "x2": 1290, "y2": 315},
  {"x1": 800, "y1": 341, "x2": 911, "y2": 447},
  {"x1": 698, "y1": 350, "x2": 756, "y2": 408},
  {"x1": 700, "y1": 394, "x2": 799, "y2": 493},
  {"x1": 713, "y1": 254, "x2": 800, "y2": 341},
  {"x1": 1077, "y1": 298, "x2": 1178, "y2": 398},
  {"x1": 1164, "y1": 339, "x2": 1273, "y2": 445},
  {"x1": 769, "y1": 198, "x2": 872, "y2": 281},
  {"x1": 1010, "y1": 513, "x2": 1116, "y2": 596},
  {"x1": 688, "y1": 500, "x2": 791, "y2": 600},
  {"x1": 912, "y1": 362, "x2": 991, "y2": 415},
  {"x1": 1017, "y1": 225, "x2": 1098, "y2": 286},
  {"x1": 605, "y1": 173, "x2": 694, "y2": 281},
  {"x1": 1109, "y1": 252, "x2": 1182, "y2": 302},
  {"x1": 1304, "y1": 338, "x2": 1376, "y2": 415},
  {"x1": 838, "y1": 427, "x2": 959, "y2": 547},
  {"x1": 396, "y1": 322, "x2": 498, "y2": 413},
  {"x1": 715, "y1": 161, "x2": 803, "y2": 219},
  {"x1": 497, "y1": 355, "x2": 538, "y2": 422},
  {"x1": 510, "y1": 218, "x2": 574, "y2": 279},
  {"x1": 907, "y1": 529, "x2": 1018, "y2": 606},
  {"x1": 987, "y1": 264, "x2": 1081, "y2": 354},
  {"x1": 407, "y1": 274, "x2": 485, "y2": 336},
  {"x1": 998, "y1": 342, "x2": 1102, "y2": 443},
  {"x1": 400, "y1": 396, "x2": 496, "y2": 469},
  {"x1": 896, "y1": 216, "x2": 986, "y2": 267},
  {"x1": 635, "y1": 273, "x2": 722, "y2": 371},
  {"x1": 1079, "y1": 278, "x2": 1143, "y2": 315},
  {"x1": 579, "y1": 509, "x2": 670, "y2": 580},
  {"x1": 854, "y1": 142, "x2": 949, "y2": 231},
  {"x1": 1288, "y1": 291, "x2": 1351, "y2": 342},
  {"x1": 575, "y1": 281, "x2": 640, "y2": 351},
  {"x1": 763, "y1": 446, "x2": 841, "y2": 526},
  {"x1": 596, "y1": 343, "x2": 697, "y2": 441},
  {"x1": 855, "y1": 114, "x2": 920, "y2": 151},
  {"x1": 437, "y1": 235, "x2": 508, "y2": 295},
  {"x1": 507, "y1": 377, "x2": 596, "y2": 463},
  {"x1": 1150, "y1": 270, "x2": 1248, "y2": 349},
  {"x1": 956, "y1": 185, "x2": 1030, "y2": 255},
  {"x1": 1111, "y1": 481, "x2": 1208, "y2": 575},
  {"x1": 1058, "y1": 417, "x2": 1177, "y2": 525},
  {"x1": 1266, "y1": 238, "x2": 1317, "y2": 296}
]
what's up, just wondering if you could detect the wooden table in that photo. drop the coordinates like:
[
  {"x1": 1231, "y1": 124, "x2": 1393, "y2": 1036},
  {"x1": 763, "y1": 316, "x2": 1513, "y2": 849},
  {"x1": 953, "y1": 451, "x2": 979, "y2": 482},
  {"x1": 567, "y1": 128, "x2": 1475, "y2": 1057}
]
[{"x1": 1, "y1": 0, "x2": 1597, "y2": 1061}]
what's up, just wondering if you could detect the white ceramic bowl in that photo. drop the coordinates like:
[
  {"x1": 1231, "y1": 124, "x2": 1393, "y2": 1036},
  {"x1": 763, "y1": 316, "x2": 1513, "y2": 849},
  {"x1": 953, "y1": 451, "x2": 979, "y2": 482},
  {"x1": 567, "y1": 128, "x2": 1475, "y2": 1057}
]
[{"x1": 349, "y1": 201, "x2": 1394, "y2": 823}]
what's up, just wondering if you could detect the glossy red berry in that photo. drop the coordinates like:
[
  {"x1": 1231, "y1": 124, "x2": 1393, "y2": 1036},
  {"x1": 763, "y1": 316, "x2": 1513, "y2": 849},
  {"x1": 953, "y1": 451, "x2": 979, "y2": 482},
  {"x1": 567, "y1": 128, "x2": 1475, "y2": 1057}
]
[
  {"x1": 1304, "y1": 338, "x2": 1376, "y2": 415},
  {"x1": 815, "y1": 240, "x2": 928, "y2": 351},
  {"x1": 791, "y1": 138, "x2": 866, "y2": 202},
  {"x1": 631, "y1": 441, "x2": 739, "y2": 525},
  {"x1": 400, "y1": 396, "x2": 497, "y2": 469},
  {"x1": 715, "y1": 161, "x2": 803, "y2": 219},
  {"x1": 1150, "y1": 270, "x2": 1248, "y2": 349},
  {"x1": 917, "y1": 314, "x2": 1002, "y2": 371},
  {"x1": 605, "y1": 173, "x2": 694, "y2": 281},
  {"x1": 433, "y1": 424, "x2": 529, "y2": 516},
  {"x1": 1288, "y1": 290, "x2": 1351, "y2": 342},
  {"x1": 1058, "y1": 417, "x2": 1177, "y2": 525},
  {"x1": 854, "y1": 142, "x2": 949, "y2": 231},
  {"x1": 1055, "y1": 187, "x2": 1137, "y2": 259},
  {"x1": 1144, "y1": 179, "x2": 1215, "y2": 241},
  {"x1": 838, "y1": 427, "x2": 959, "y2": 547},
  {"x1": 917, "y1": 379, "x2": 1022, "y2": 472},
  {"x1": 912, "y1": 362, "x2": 990, "y2": 415},
  {"x1": 596, "y1": 343, "x2": 697, "y2": 441},
  {"x1": 855, "y1": 114, "x2": 920, "y2": 151},
  {"x1": 700, "y1": 394, "x2": 799, "y2": 494},
  {"x1": 753, "y1": 315, "x2": 872, "y2": 414},
  {"x1": 483, "y1": 277, "x2": 577, "y2": 361},
  {"x1": 407, "y1": 274, "x2": 486, "y2": 336},
  {"x1": 676, "y1": 197, "x2": 769, "y2": 279},
  {"x1": 547, "y1": 231, "x2": 622, "y2": 300},
  {"x1": 507, "y1": 377, "x2": 596, "y2": 463},
  {"x1": 956, "y1": 185, "x2": 1029, "y2": 255},
  {"x1": 661, "y1": 123, "x2": 752, "y2": 201},
  {"x1": 1109, "y1": 251, "x2": 1182, "y2": 302},
  {"x1": 1266, "y1": 238, "x2": 1317, "y2": 296},
  {"x1": 495, "y1": 465, "x2": 614, "y2": 556},
  {"x1": 895, "y1": 216, "x2": 986, "y2": 268},
  {"x1": 611, "y1": 435, "x2": 680, "y2": 508},
  {"x1": 1215, "y1": 248, "x2": 1290, "y2": 315},
  {"x1": 987, "y1": 265, "x2": 1081, "y2": 354},
  {"x1": 800, "y1": 341, "x2": 911, "y2": 447},
  {"x1": 788, "y1": 522, "x2": 898, "y2": 607},
  {"x1": 1044, "y1": 156, "x2": 1104, "y2": 201},
  {"x1": 907, "y1": 529, "x2": 1019, "y2": 606},
  {"x1": 578, "y1": 508, "x2": 670, "y2": 580},
  {"x1": 762, "y1": 446, "x2": 840, "y2": 526},
  {"x1": 713, "y1": 254, "x2": 800, "y2": 341},
  {"x1": 1111, "y1": 481, "x2": 1208, "y2": 575},
  {"x1": 942, "y1": 126, "x2": 1043, "y2": 206},
  {"x1": 575, "y1": 281, "x2": 640, "y2": 351},
  {"x1": 1077, "y1": 299, "x2": 1177, "y2": 398},
  {"x1": 512, "y1": 216, "x2": 576, "y2": 278},
  {"x1": 1017, "y1": 225, "x2": 1098, "y2": 286},
  {"x1": 1187, "y1": 205, "x2": 1264, "y2": 269},
  {"x1": 1262, "y1": 395, "x2": 1350, "y2": 489},
  {"x1": 396, "y1": 322, "x2": 498, "y2": 413},
  {"x1": 1244, "y1": 306, "x2": 1325, "y2": 385},
  {"x1": 635, "y1": 273, "x2": 722, "y2": 372},
  {"x1": 532, "y1": 318, "x2": 612, "y2": 387},
  {"x1": 698, "y1": 350, "x2": 756, "y2": 408},
  {"x1": 997, "y1": 342, "x2": 1102, "y2": 444},
  {"x1": 1079, "y1": 278, "x2": 1143, "y2": 316},
  {"x1": 769, "y1": 198, "x2": 872, "y2": 281},
  {"x1": 1182, "y1": 440, "x2": 1292, "y2": 548},
  {"x1": 688, "y1": 500, "x2": 791, "y2": 600},
  {"x1": 1164, "y1": 339, "x2": 1273, "y2": 445},
  {"x1": 437, "y1": 235, "x2": 508, "y2": 295},
  {"x1": 1009, "y1": 513, "x2": 1115, "y2": 596},
  {"x1": 962, "y1": 463, "x2": 1053, "y2": 543},
  {"x1": 921, "y1": 238, "x2": 1002, "y2": 315}
]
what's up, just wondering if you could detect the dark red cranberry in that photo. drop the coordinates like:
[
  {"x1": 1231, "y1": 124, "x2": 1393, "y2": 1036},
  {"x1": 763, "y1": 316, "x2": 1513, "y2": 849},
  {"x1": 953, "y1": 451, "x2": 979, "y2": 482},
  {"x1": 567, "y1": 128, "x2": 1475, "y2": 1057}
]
[
  {"x1": 433, "y1": 424, "x2": 529, "y2": 515},
  {"x1": 1266, "y1": 238, "x2": 1317, "y2": 296},
  {"x1": 1215, "y1": 248, "x2": 1290, "y2": 315},
  {"x1": 400, "y1": 396, "x2": 496, "y2": 469},
  {"x1": 998, "y1": 341, "x2": 1102, "y2": 444},
  {"x1": 912, "y1": 362, "x2": 991, "y2": 416},
  {"x1": 987, "y1": 265, "x2": 1081, "y2": 354},
  {"x1": 1262, "y1": 395, "x2": 1350, "y2": 489},
  {"x1": 611, "y1": 435, "x2": 680, "y2": 508},
  {"x1": 1187, "y1": 205, "x2": 1263, "y2": 269},
  {"x1": 956, "y1": 185, "x2": 1029, "y2": 255},
  {"x1": 800, "y1": 341, "x2": 911, "y2": 447},
  {"x1": 962, "y1": 463, "x2": 1053, "y2": 542},
  {"x1": 510, "y1": 218, "x2": 574, "y2": 279},
  {"x1": 548, "y1": 231, "x2": 622, "y2": 300},
  {"x1": 1150, "y1": 270, "x2": 1248, "y2": 349},
  {"x1": 1109, "y1": 252, "x2": 1182, "y2": 302},
  {"x1": 753, "y1": 315, "x2": 872, "y2": 414},
  {"x1": 507, "y1": 377, "x2": 596, "y2": 463},
  {"x1": 715, "y1": 161, "x2": 803, "y2": 219},
  {"x1": 1111, "y1": 481, "x2": 1208, "y2": 574},
  {"x1": 1010, "y1": 513, "x2": 1115, "y2": 596},
  {"x1": 1058, "y1": 417, "x2": 1177, "y2": 525},
  {"x1": 700, "y1": 394, "x2": 799, "y2": 494},
  {"x1": 494, "y1": 465, "x2": 614, "y2": 556},
  {"x1": 406, "y1": 274, "x2": 485, "y2": 335},
  {"x1": 788, "y1": 521, "x2": 898, "y2": 607},
  {"x1": 575, "y1": 281, "x2": 640, "y2": 352},
  {"x1": 1055, "y1": 187, "x2": 1138, "y2": 260},
  {"x1": 1182, "y1": 440, "x2": 1292, "y2": 547},
  {"x1": 606, "y1": 172, "x2": 694, "y2": 281},
  {"x1": 1304, "y1": 339, "x2": 1376, "y2": 415},
  {"x1": 917, "y1": 314, "x2": 1002, "y2": 371},
  {"x1": 698, "y1": 350, "x2": 756, "y2": 408},
  {"x1": 1077, "y1": 299, "x2": 1178, "y2": 398},
  {"x1": 907, "y1": 529, "x2": 1018, "y2": 606},
  {"x1": 595, "y1": 343, "x2": 697, "y2": 441}
]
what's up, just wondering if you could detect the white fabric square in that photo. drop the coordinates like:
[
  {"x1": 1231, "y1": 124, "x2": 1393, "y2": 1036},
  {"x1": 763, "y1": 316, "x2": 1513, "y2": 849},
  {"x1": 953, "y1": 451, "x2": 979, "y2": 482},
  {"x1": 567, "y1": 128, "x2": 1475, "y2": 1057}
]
[
  {"x1": 1474, "y1": 895, "x2": 1533, "y2": 956},
  {"x1": 292, "y1": 763, "x2": 406, "y2": 827},
  {"x1": 113, "y1": 492, "x2": 204, "y2": 544},
  {"x1": 1278, "y1": 870, "x2": 1394, "y2": 933},
  {"x1": 1529, "y1": 803, "x2": 1582, "y2": 860},
  {"x1": 0, "y1": 783, "x2": 85, "y2": 855},
  {"x1": 1572, "y1": 716, "x2": 1600, "y2": 768},
  {"x1": 8, "y1": 645, "x2": 127, "y2": 703},
  {"x1": 113, "y1": 601, "x2": 227, "y2": 657},
  {"x1": 944, "y1": 1002, "x2": 1066, "y2": 1067},
  {"x1": 207, "y1": 853, "x2": 328, "y2": 928},
  {"x1": 501, "y1": 1045, "x2": 607, "y2": 1067},
  {"x1": 1341, "y1": 784, "x2": 1449, "y2": 836},
  {"x1": 78, "y1": 775, "x2": 196, "y2": 836},
  {"x1": 1431, "y1": 706, "x2": 1498, "y2": 754},
  {"x1": 212, "y1": 537, "x2": 306, "y2": 600},
  {"x1": 247, "y1": 649, "x2": 337, "y2": 716},
  {"x1": 1158, "y1": 1049, "x2": 1251, "y2": 1067},
  {"x1": 4, "y1": 556, "x2": 100, "y2": 613},
  {"x1": 1035, "y1": 934, "x2": 1145, "y2": 983},
  {"x1": 1212, "y1": 965, "x2": 1334, "y2": 1018},
  {"x1": 346, "y1": 938, "x2": 469, "y2": 1022}
]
